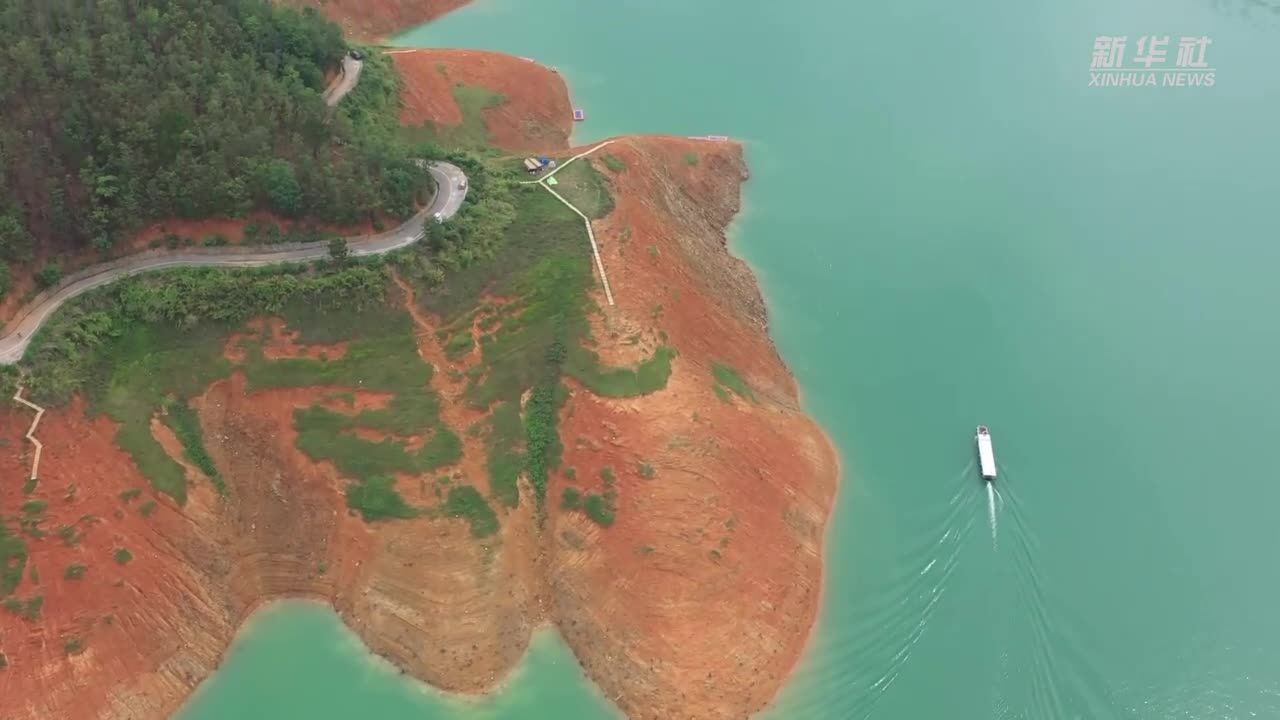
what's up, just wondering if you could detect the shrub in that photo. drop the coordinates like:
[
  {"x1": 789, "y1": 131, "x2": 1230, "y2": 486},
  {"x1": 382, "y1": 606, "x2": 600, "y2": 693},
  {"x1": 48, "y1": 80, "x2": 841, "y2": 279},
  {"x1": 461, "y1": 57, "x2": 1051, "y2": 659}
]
[
  {"x1": 584, "y1": 494, "x2": 615, "y2": 527},
  {"x1": 114, "y1": 548, "x2": 133, "y2": 565},
  {"x1": 64, "y1": 564, "x2": 87, "y2": 580},
  {"x1": 639, "y1": 463, "x2": 655, "y2": 479},
  {"x1": 561, "y1": 487, "x2": 583, "y2": 510},
  {"x1": 34, "y1": 264, "x2": 62, "y2": 288}
]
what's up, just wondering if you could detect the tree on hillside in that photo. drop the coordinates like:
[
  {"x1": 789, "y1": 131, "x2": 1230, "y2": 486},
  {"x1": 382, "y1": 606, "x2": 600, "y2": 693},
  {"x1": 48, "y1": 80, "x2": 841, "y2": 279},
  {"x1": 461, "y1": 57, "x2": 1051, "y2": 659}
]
[{"x1": 0, "y1": 0, "x2": 429, "y2": 258}]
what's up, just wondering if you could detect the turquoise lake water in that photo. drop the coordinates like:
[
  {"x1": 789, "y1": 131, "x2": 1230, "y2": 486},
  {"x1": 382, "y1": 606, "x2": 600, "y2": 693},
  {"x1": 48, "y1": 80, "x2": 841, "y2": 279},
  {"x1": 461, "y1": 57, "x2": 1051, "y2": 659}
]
[{"x1": 179, "y1": 0, "x2": 1280, "y2": 717}]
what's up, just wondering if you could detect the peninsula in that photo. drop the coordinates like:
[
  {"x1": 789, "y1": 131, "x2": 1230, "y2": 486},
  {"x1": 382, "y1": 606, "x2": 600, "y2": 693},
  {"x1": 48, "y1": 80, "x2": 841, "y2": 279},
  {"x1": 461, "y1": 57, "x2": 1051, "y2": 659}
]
[{"x1": 0, "y1": 4, "x2": 837, "y2": 719}]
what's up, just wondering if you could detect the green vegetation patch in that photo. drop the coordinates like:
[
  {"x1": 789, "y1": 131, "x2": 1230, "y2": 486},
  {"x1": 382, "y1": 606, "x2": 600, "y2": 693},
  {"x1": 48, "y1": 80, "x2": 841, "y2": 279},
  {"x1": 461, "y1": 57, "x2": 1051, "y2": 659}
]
[
  {"x1": 485, "y1": 401, "x2": 525, "y2": 509},
  {"x1": 161, "y1": 397, "x2": 225, "y2": 495},
  {"x1": 602, "y1": 155, "x2": 627, "y2": 173},
  {"x1": 114, "y1": 548, "x2": 133, "y2": 565},
  {"x1": 584, "y1": 494, "x2": 616, "y2": 527},
  {"x1": 0, "y1": 522, "x2": 28, "y2": 597},
  {"x1": 442, "y1": 486, "x2": 499, "y2": 538},
  {"x1": 553, "y1": 159, "x2": 616, "y2": 220},
  {"x1": 64, "y1": 564, "x2": 87, "y2": 580},
  {"x1": 712, "y1": 362, "x2": 756, "y2": 402},
  {"x1": 346, "y1": 476, "x2": 418, "y2": 522},
  {"x1": 561, "y1": 487, "x2": 583, "y2": 510},
  {"x1": 403, "y1": 81, "x2": 507, "y2": 149},
  {"x1": 712, "y1": 383, "x2": 733, "y2": 404},
  {"x1": 246, "y1": 302, "x2": 462, "y2": 489},
  {"x1": 524, "y1": 382, "x2": 569, "y2": 505},
  {"x1": 406, "y1": 183, "x2": 675, "y2": 513},
  {"x1": 3, "y1": 595, "x2": 42, "y2": 621},
  {"x1": 567, "y1": 346, "x2": 676, "y2": 398},
  {"x1": 444, "y1": 330, "x2": 475, "y2": 360},
  {"x1": 23, "y1": 264, "x2": 390, "y2": 504}
]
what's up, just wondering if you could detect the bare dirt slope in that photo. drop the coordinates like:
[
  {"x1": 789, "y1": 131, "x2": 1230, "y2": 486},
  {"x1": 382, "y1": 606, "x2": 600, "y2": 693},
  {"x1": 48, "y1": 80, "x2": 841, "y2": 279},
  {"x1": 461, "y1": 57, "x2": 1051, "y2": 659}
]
[
  {"x1": 391, "y1": 48, "x2": 574, "y2": 152},
  {"x1": 283, "y1": 0, "x2": 470, "y2": 42}
]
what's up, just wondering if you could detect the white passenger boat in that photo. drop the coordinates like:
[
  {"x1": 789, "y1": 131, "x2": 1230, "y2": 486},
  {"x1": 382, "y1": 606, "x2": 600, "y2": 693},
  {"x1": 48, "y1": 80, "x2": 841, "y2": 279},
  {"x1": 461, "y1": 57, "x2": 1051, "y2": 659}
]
[{"x1": 976, "y1": 425, "x2": 997, "y2": 481}]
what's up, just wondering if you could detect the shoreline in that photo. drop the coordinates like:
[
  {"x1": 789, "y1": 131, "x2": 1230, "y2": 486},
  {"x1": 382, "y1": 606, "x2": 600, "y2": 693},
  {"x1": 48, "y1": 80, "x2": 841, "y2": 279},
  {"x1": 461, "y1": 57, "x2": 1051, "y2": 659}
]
[
  {"x1": 718, "y1": 139, "x2": 845, "y2": 713},
  {"x1": 704, "y1": 141, "x2": 844, "y2": 716},
  {"x1": 178, "y1": 599, "x2": 624, "y2": 718}
]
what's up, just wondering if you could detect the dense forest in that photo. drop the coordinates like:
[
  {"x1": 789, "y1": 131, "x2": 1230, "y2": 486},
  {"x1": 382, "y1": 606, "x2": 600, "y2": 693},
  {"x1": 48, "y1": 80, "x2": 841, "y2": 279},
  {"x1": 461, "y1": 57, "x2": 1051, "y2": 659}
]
[{"x1": 0, "y1": 0, "x2": 430, "y2": 284}]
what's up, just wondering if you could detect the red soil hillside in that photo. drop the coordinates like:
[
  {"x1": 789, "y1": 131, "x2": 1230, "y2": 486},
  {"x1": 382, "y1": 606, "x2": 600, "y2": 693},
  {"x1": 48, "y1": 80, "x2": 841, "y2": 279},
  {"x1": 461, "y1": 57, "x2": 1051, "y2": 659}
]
[
  {"x1": 283, "y1": 0, "x2": 470, "y2": 42},
  {"x1": 391, "y1": 48, "x2": 575, "y2": 153}
]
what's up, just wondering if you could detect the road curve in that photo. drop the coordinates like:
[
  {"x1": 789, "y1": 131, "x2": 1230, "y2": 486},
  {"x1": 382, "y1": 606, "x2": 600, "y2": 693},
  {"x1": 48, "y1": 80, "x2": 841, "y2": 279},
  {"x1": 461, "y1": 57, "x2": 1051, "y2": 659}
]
[
  {"x1": 322, "y1": 56, "x2": 363, "y2": 107},
  {"x1": 0, "y1": 163, "x2": 467, "y2": 365}
]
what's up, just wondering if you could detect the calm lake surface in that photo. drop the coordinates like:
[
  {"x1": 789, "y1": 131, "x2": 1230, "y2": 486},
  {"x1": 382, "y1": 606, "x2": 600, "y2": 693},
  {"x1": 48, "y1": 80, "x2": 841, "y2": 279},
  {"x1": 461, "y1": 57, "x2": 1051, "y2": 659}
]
[{"x1": 178, "y1": 0, "x2": 1280, "y2": 717}]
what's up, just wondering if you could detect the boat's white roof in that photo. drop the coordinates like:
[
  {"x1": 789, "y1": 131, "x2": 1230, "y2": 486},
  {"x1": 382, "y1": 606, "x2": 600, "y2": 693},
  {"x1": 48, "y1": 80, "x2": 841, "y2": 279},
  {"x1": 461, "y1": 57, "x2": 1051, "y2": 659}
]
[{"x1": 977, "y1": 433, "x2": 997, "y2": 478}]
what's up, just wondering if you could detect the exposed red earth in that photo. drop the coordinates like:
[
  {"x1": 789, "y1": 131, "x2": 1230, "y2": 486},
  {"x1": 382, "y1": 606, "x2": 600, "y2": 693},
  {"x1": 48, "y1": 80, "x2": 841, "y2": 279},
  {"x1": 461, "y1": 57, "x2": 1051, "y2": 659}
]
[
  {"x1": 391, "y1": 48, "x2": 575, "y2": 152},
  {"x1": 285, "y1": 0, "x2": 471, "y2": 42}
]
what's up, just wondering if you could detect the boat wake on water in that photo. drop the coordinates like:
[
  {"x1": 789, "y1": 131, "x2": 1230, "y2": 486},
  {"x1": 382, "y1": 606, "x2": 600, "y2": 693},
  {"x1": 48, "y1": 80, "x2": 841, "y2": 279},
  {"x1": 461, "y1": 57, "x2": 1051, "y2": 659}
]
[
  {"x1": 784, "y1": 461, "x2": 978, "y2": 720},
  {"x1": 991, "y1": 466, "x2": 1135, "y2": 720},
  {"x1": 986, "y1": 482, "x2": 998, "y2": 548}
]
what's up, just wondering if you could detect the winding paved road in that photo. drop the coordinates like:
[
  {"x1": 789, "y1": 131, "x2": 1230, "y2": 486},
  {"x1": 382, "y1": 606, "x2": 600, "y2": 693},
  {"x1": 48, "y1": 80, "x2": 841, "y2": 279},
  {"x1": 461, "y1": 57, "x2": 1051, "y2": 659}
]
[
  {"x1": 0, "y1": 59, "x2": 468, "y2": 365},
  {"x1": 322, "y1": 56, "x2": 364, "y2": 107}
]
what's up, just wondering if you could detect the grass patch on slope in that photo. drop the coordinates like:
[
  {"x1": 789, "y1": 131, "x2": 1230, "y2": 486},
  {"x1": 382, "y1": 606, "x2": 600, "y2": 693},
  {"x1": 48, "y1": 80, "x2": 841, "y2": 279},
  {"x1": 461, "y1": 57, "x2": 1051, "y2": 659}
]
[
  {"x1": 402, "y1": 80, "x2": 507, "y2": 149},
  {"x1": 22, "y1": 264, "x2": 389, "y2": 504},
  {"x1": 86, "y1": 323, "x2": 232, "y2": 504},
  {"x1": 245, "y1": 302, "x2": 463, "y2": 486},
  {"x1": 553, "y1": 159, "x2": 616, "y2": 220},
  {"x1": 0, "y1": 522, "x2": 28, "y2": 597},
  {"x1": 442, "y1": 486, "x2": 499, "y2": 538},
  {"x1": 161, "y1": 397, "x2": 225, "y2": 495},
  {"x1": 409, "y1": 184, "x2": 677, "y2": 513},
  {"x1": 347, "y1": 476, "x2": 418, "y2": 522},
  {"x1": 712, "y1": 362, "x2": 756, "y2": 402},
  {"x1": 567, "y1": 346, "x2": 676, "y2": 397}
]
